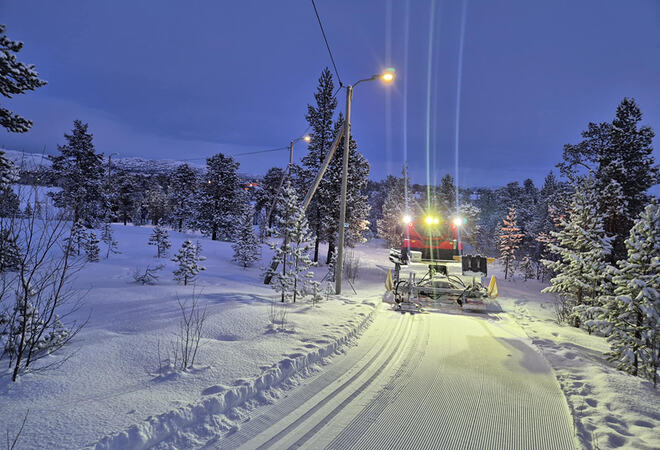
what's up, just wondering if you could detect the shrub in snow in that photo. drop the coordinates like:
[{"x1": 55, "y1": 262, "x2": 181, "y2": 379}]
[
  {"x1": 542, "y1": 177, "x2": 613, "y2": 329},
  {"x1": 498, "y1": 207, "x2": 524, "y2": 280},
  {"x1": 65, "y1": 219, "x2": 87, "y2": 256},
  {"x1": 158, "y1": 291, "x2": 207, "y2": 372},
  {"x1": 601, "y1": 203, "x2": 659, "y2": 385},
  {"x1": 267, "y1": 181, "x2": 316, "y2": 303},
  {"x1": 0, "y1": 208, "x2": 85, "y2": 381},
  {"x1": 172, "y1": 240, "x2": 206, "y2": 286},
  {"x1": 85, "y1": 231, "x2": 100, "y2": 262},
  {"x1": 232, "y1": 204, "x2": 260, "y2": 268},
  {"x1": 100, "y1": 222, "x2": 119, "y2": 258},
  {"x1": 149, "y1": 223, "x2": 171, "y2": 258},
  {"x1": 132, "y1": 264, "x2": 164, "y2": 285}
]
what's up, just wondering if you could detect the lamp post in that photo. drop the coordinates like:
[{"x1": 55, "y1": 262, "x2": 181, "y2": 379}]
[{"x1": 336, "y1": 68, "x2": 395, "y2": 294}]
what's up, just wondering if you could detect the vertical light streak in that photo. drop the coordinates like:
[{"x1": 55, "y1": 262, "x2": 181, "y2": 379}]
[
  {"x1": 454, "y1": 0, "x2": 468, "y2": 244},
  {"x1": 425, "y1": 0, "x2": 436, "y2": 211},
  {"x1": 385, "y1": 0, "x2": 393, "y2": 170},
  {"x1": 403, "y1": 0, "x2": 410, "y2": 213}
]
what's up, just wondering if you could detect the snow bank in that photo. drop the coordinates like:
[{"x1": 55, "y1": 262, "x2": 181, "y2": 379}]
[{"x1": 93, "y1": 307, "x2": 373, "y2": 449}]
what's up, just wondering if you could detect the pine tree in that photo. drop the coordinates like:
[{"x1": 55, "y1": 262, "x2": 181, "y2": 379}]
[
  {"x1": 498, "y1": 207, "x2": 524, "y2": 280},
  {"x1": 0, "y1": 24, "x2": 47, "y2": 133},
  {"x1": 66, "y1": 219, "x2": 87, "y2": 256},
  {"x1": 149, "y1": 223, "x2": 171, "y2": 258},
  {"x1": 542, "y1": 177, "x2": 613, "y2": 328},
  {"x1": 49, "y1": 120, "x2": 105, "y2": 226},
  {"x1": 172, "y1": 240, "x2": 206, "y2": 285},
  {"x1": 0, "y1": 150, "x2": 19, "y2": 190},
  {"x1": 560, "y1": 98, "x2": 658, "y2": 262},
  {"x1": 232, "y1": 204, "x2": 260, "y2": 268},
  {"x1": 302, "y1": 68, "x2": 338, "y2": 262},
  {"x1": 320, "y1": 115, "x2": 371, "y2": 263},
  {"x1": 254, "y1": 167, "x2": 286, "y2": 232},
  {"x1": 100, "y1": 222, "x2": 118, "y2": 258},
  {"x1": 168, "y1": 164, "x2": 198, "y2": 231},
  {"x1": 85, "y1": 231, "x2": 100, "y2": 262},
  {"x1": 604, "y1": 203, "x2": 659, "y2": 385},
  {"x1": 377, "y1": 174, "x2": 412, "y2": 248},
  {"x1": 0, "y1": 227, "x2": 21, "y2": 272},
  {"x1": 144, "y1": 183, "x2": 169, "y2": 226},
  {"x1": 268, "y1": 181, "x2": 316, "y2": 303},
  {"x1": 112, "y1": 173, "x2": 142, "y2": 226},
  {"x1": 195, "y1": 153, "x2": 242, "y2": 241}
]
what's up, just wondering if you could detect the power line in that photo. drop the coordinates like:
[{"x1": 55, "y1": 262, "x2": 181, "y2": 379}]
[{"x1": 311, "y1": 0, "x2": 343, "y2": 87}]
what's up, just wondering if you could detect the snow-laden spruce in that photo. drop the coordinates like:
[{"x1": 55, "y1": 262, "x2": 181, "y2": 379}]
[
  {"x1": 498, "y1": 207, "x2": 524, "y2": 280},
  {"x1": 600, "y1": 202, "x2": 659, "y2": 385},
  {"x1": 377, "y1": 173, "x2": 412, "y2": 248},
  {"x1": 172, "y1": 240, "x2": 206, "y2": 285},
  {"x1": 268, "y1": 181, "x2": 316, "y2": 303},
  {"x1": 232, "y1": 204, "x2": 260, "y2": 268},
  {"x1": 49, "y1": 120, "x2": 105, "y2": 226},
  {"x1": 0, "y1": 24, "x2": 47, "y2": 133},
  {"x1": 542, "y1": 177, "x2": 613, "y2": 329},
  {"x1": 167, "y1": 163, "x2": 198, "y2": 232},
  {"x1": 149, "y1": 223, "x2": 171, "y2": 258},
  {"x1": 85, "y1": 231, "x2": 100, "y2": 262}
]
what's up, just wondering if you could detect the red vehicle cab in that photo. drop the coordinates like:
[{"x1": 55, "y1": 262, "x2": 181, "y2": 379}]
[{"x1": 399, "y1": 214, "x2": 464, "y2": 261}]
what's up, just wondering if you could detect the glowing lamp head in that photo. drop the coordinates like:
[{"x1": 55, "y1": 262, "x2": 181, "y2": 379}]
[
  {"x1": 453, "y1": 216, "x2": 466, "y2": 227},
  {"x1": 382, "y1": 68, "x2": 395, "y2": 82},
  {"x1": 425, "y1": 216, "x2": 434, "y2": 225},
  {"x1": 432, "y1": 217, "x2": 440, "y2": 224},
  {"x1": 303, "y1": 135, "x2": 311, "y2": 142},
  {"x1": 402, "y1": 215, "x2": 412, "y2": 224}
]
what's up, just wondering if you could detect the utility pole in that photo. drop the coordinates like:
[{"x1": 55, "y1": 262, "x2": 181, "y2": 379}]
[{"x1": 335, "y1": 85, "x2": 352, "y2": 294}]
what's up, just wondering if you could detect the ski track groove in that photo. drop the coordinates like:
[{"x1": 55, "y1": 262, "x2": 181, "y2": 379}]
[
  {"x1": 215, "y1": 311, "x2": 408, "y2": 449},
  {"x1": 324, "y1": 314, "x2": 430, "y2": 450},
  {"x1": 284, "y1": 314, "x2": 415, "y2": 449}
]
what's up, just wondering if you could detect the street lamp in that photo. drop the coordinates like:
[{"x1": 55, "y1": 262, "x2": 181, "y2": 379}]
[
  {"x1": 336, "y1": 68, "x2": 395, "y2": 295},
  {"x1": 265, "y1": 134, "x2": 312, "y2": 228}
]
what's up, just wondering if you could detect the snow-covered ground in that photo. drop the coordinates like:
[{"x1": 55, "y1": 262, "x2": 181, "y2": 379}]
[
  {"x1": 0, "y1": 225, "x2": 375, "y2": 449},
  {"x1": 496, "y1": 273, "x2": 659, "y2": 450},
  {"x1": 2, "y1": 225, "x2": 658, "y2": 450}
]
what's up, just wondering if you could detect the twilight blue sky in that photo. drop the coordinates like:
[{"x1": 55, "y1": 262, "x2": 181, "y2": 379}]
[{"x1": 1, "y1": 0, "x2": 659, "y2": 189}]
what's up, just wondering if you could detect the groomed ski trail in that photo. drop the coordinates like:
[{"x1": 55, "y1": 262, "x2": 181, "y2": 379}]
[{"x1": 207, "y1": 307, "x2": 577, "y2": 450}]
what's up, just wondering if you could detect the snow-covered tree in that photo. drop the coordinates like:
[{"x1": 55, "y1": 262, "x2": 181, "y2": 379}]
[
  {"x1": 112, "y1": 173, "x2": 143, "y2": 226},
  {"x1": 66, "y1": 219, "x2": 87, "y2": 257},
  {"x1": 560, "y1": 98, "x2": 658, "y2": 262},
  {"x1": 149, "y1": 223, "x2": 171, "y2": 258},
  {"x1": 168, "y1": 164, "x2": 198, "y2": 232},
  {"x1": 302, "y1": 67, "x2": 338, "y2": 262},
  {"x1": 49, "y1": 120, "x2": 105, "y2": 225},
  {"x1": 100, "y1": 222, "x2": 118, "y2": 258},
  {"x1": 85, "y1": 231, "x2": 100, "y2": 262},
  {"x1": 254, "y1": 167, "x2": 286, "y2": 234},
  {"x1": 498, "y1": 207, "x2": 524, "y2": 280},
  {"x1": 0, "y1": 227, "x2": 21, "y2": 272},
  {"x1": 172, "y1": 240, "x2": 206, "y2": 285},
  {"x1": 232, "y1": 204, "x2": 260, "y2": 268},
  {"x1": 603, "y1": 203, "x2": 659, "y2": 385},
  {"x1": 0, "y1": 150, "x2": 19, "y2": 190},
  {"x1": 0, "y1": 24, "x2": 47, "y2": 133},
  {"x1": 377, "y1": 171, "x2": 413, "y2": 248},
  {"x1": 195, "y1": 153, "x2": 242, "y2": 241},
  {"x1": 268, "y1": 181, "x2": 316, "y2": 303},
  {"x1": 144, "y1": 183, "x2": 169, "y2": 226},
  {"x1": 320, "y1": 114, "x2": 371, "y2": 263},
  {"x1": 542, "y1": 177, "x2": 613, "y2": 328}
]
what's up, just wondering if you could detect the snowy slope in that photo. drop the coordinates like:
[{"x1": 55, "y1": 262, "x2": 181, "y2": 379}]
[{"x1": 0, "y1": 225, "x2": 374, "y2": 449}]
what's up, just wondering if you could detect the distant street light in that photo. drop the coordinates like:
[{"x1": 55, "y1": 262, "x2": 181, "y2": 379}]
[
  {"x1": 265, "y1": 134, "x2": 312, "y2": 228},
  {"x1": 336, "y1": 69, "x2": 395, "y2": 295}
]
